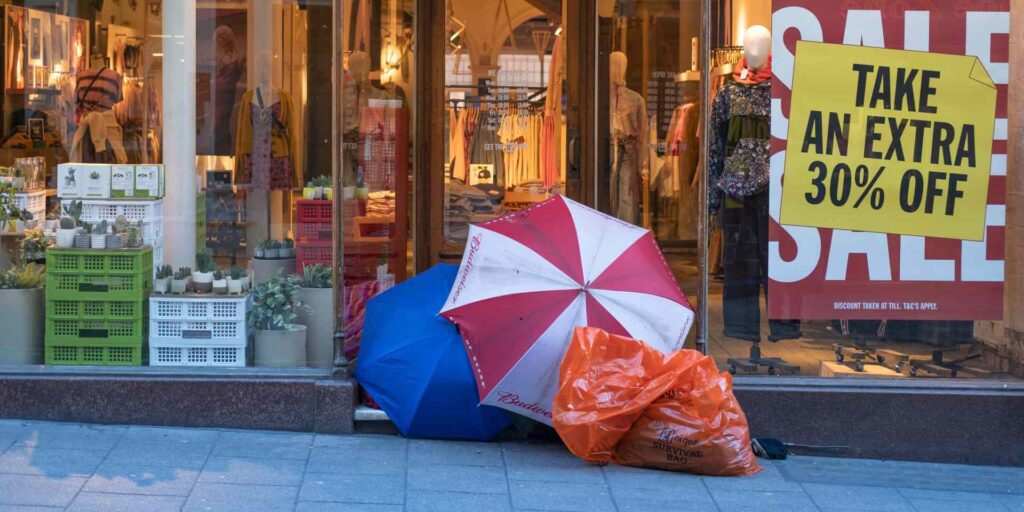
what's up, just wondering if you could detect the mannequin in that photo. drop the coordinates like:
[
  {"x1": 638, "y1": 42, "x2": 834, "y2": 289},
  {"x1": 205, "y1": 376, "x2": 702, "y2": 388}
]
[
  {"x1": 235, "y1": 49, "x2": 297, "y2": 247},
  {"x1": 342, "y1": 51, "x2": 389, "y2": 186},
  {"x1": 609, "y1": 51, "x2": 648, "y2": 225},
  {"x1": 709, "y1": 25, "x2": 800, "y2": 372},
  {"x1": 72, "y1": 60, "x2": 127, "y2": 163}
]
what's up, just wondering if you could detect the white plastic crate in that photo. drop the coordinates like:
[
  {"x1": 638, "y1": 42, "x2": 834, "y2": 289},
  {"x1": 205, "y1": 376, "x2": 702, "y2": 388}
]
[
  {"x1": 149, "y1": 343, "x2": 247, "y2": 367},
  {"x1": 14, "y1": 191, "x2": 46, "y2": 222},
  {"x1": 77, "y1": 199, "x2": 163, "y2": 246},
  {"x1": 149, "y1": 294, "x2": 250, "y2": 348}
]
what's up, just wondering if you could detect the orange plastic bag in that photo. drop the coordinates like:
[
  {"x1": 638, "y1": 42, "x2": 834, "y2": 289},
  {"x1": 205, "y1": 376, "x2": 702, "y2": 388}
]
[{"x1": 553, "y1": 326, "x2": 761, "y2": 476}]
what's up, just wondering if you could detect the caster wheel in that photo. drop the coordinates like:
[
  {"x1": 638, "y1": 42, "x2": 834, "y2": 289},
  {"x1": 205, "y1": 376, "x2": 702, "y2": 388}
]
[
  {"x1": 836, "y1": 353, "x2": 844, "y2": 363},
  {"x1": 895, "y1": 362, "x2": 904, "y2": 372},
  {"x1": 910, "y1": 367, "x2": 918, "y2": 377},
  {"x1": 854, "y1": 361, "x2": 864, "y2": 372},
  {"x1": 877, "y1": 355, "x2": 886, "y2": 365},
  {"x1": 768, "y1": 366, "x2": 777, "y2": 376},
  {"x1": 729, "y1": 366, "x2": 737, "y2": 375}
]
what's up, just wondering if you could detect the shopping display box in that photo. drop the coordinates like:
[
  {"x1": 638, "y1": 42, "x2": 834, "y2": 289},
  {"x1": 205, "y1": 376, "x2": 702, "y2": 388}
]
[{"x1": 57, "y1": 163, "x2": 111, "y2": 199}]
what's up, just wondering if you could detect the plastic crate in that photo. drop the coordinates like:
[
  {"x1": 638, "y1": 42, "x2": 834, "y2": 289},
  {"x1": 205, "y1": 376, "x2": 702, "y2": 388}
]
[
  {"x1": 149, "y1": 343, "x2": 246, "y2": 367},
  {"x1": 297, "y1": 199, "x2": 332, "y2": 223},
  {"x1": 14, "y1": 191, "x2": 46, "y2": 221},
  {"x1": 77, "y1": 199, "x2": 163, "y2": 246},
  {"x1": 45, "y1": 317, "x2": 145, "y2": 344},
  {"x1": 46, "y1": 248, "x2": 153, "y2": 301},
  {"x1": 45, "y1": 342, "x2": 142, "y2": 366},
  {"x1": 149, "y1": 295, "x2": 250, "y2": 347},
  {"x1": 296, "y1": 221, "x2": 333, "y2": 244},
  {"x1": 47, "y1": 299, "x2": 144, "y2": 321},
  {"x1": 296, "y1": 244, "x2": 332, "y2": 273}
]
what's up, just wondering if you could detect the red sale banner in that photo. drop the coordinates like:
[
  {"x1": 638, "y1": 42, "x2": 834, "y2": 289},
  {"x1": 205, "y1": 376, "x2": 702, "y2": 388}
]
[{"x1": 769, "y1": 1, "x2": 1009, "y2": 320}]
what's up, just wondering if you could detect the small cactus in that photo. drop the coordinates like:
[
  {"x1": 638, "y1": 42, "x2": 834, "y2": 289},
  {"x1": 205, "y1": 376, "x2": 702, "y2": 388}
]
[{"x1": 59, "y1": 216, "x2": 75, "y2": 230}]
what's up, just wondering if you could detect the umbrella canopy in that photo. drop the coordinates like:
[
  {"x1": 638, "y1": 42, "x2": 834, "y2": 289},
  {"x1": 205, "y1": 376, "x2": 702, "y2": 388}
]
[
  {"x1": 440, "y1": 195, "x2": 694, "y2": 425},
  {"x1": 355, "y1": 264, "x2": 512, "y2": 441}
]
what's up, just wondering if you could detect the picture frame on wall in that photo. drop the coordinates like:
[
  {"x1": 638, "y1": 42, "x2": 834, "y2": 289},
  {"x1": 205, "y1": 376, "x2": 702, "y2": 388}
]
[
  {"x1": 27, "y1": 10, "x2": 44, "y2": 67},
  {"x1": 54, "y1": 15, "x2": 69, "y2": 73}
]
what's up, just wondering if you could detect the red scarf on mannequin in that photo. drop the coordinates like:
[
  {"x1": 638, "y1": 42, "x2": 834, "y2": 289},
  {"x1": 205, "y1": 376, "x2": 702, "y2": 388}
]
[{"x1": 733, "y1": 55, "x2": 772, "y2": 85}]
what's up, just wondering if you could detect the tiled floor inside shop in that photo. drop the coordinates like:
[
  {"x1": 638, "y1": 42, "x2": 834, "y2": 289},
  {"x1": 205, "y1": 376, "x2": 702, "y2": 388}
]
[
  {"x1": 663, "y1": 250, "x2": 1014, "y2": 380},
  {"x1": 0, "y1": 420, "x2": 1021, "y2": 512}
]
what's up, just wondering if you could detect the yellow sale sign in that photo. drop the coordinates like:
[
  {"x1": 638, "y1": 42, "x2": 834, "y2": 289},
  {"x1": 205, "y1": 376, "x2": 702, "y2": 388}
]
[{"x1": 781, "y1": 42, "x2": 997, "y2": 241}]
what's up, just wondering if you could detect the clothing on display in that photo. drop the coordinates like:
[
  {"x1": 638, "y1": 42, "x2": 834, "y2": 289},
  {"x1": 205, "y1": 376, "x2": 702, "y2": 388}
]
[
  {"x1": 71, "y1": 109, "x2": 128, "y2": 164},
  {"x1": 234, "y1": 89, "x2": 299, "y2": 190},
  {"x1": 720, "y1": 192, "x2": 801, "y2": 342},
  {"x1": 655, "y1": 101, "x2": 699, "y2": 240},
  {"x1": 610, "y1": 84, "x2": 648, "y2": 225},
  {"x1": 707, "y1": 79, "x2": 771, "y2": 215},
  {"x1": 214, "y1": 56, "x2": 244, "y2": 155},
  {"x1": 540, "y1": 34, "x2": 565, "y2": 189},
  {"x1": 75, "y1": 67, "x2": 124, "y2": 120},
  {"x1": 445, "y1": 180, "x2": 504, "y2": 242}
]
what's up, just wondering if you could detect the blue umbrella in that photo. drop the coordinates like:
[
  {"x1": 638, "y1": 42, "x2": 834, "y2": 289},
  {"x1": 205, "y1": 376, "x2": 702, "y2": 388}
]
[{"x1": 355, "y1": 264, "x2": 512, "y2": 441}]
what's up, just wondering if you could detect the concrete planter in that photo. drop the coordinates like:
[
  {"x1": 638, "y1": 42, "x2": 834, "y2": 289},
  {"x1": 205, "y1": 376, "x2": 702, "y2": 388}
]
[
  {"x1": 0, "y1": 288, "x2": 44, "y2": 364},
  {"x1": 296, "y1": 287, "x2": 334, "y2": 367},
  {"x1": 254, "y1": 325, "x2": 307, "y2": 367}
]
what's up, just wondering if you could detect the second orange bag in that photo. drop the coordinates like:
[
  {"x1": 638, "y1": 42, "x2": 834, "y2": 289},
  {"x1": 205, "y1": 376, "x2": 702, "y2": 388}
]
[{"x1": 553, "y1": 326, "x2": 761, "y2": 476}]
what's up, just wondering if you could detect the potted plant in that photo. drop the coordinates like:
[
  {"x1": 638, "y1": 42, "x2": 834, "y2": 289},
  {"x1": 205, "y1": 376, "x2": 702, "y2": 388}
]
[
  {"x1": 154, "y1": 264, "x2": 174, "y2": 294},
  {"x1": 90, "y1": 220, "x2": 108, "y2": 249},
  {"x1": 56, "y1": 216, "x2": 77, "y2": 248},
  {"x1": 265, "y1": 240, "x2": 281, "y2": 259},
  {"x1": 254, "y1": 239, "x2": 268, "y2": 259},
  {"x1": 125, "y1": 221, "x2": 143, "y2": 248},
  {"x1": 292, "y1": 264, "x2": 334, "y2": 368},
  {"x1": 227, "y1": 265, "x2": 245, "y2": 294},
  {"x1": 19, "y1": 229, "x2": 49, "y2": 263},
  {"x1": 0, "y1": 184, "x2": 15, "y2": 232},
  {"x1": 249, "y1": 273, "x2": 307, "y2": 367},
  {"x1": 212, "y1": 269, "x2": 228, "y2": 294},
  {"x1": 106, "y1": 218, "x2": 124, "y2": 249},
  {"x1": 0, "y1": 264, "x2": 45, "y2": 364},
  {"x1": 171, "y1": 266, "x2": 192, "y2": 294},
  {"x1": 193, "y1": 249, "x2": 215, "y2": 292},
  {"x1": 62, "y1": 200, "x2": 83, "y2": 226},
  {"x1": 281, "y1": 238, "x2": 295, "y2": 258},
  {"x1": 74, "y1": 221, "x2": 92, "y2": 249}
]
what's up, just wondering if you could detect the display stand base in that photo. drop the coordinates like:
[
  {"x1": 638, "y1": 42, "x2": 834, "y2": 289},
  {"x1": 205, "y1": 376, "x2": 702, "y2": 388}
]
[
  {"x1": 251, "y1": 257, "x2": 297, "y2": 285},
  {"x1": 833, "y1": 343, "x2": 910, "y2": 373},
  {"x1": 909, "y1": 347, "x2": 987, "y2": 378},
  {"x1": 727, "y1": 342, "x2": 800, "y2": 376}
]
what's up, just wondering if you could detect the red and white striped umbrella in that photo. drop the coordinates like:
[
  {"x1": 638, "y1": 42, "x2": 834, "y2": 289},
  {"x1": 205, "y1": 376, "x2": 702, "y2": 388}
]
[{"x1": 440, "y1": 195, "x2": 694, "y2": 425}]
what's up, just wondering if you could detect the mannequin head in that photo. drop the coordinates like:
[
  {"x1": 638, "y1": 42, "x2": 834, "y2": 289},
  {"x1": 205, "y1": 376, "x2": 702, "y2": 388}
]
[
  {"x1": 215, "y1": 25, "x2": 238, "y2": 61},
  {"x1": 743, "y1": 25, "x2": 771, "y2": 70},
  {"x1": 610, "y1": 51, "x2": 628, "y2": 85},
  {"x1": 349, "y1": 51, "x2": 372, "y2": 82}
]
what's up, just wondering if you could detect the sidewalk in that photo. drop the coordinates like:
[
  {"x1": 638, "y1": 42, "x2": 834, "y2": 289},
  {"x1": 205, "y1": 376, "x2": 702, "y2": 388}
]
[{"x1": 0, "y1": 420, "x2": 1020, "y2": 512}]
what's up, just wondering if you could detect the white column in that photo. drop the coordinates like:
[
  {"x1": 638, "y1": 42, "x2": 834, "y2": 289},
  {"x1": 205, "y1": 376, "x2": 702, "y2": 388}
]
[{"x1": 162, "y1": 0, "x2": 197, "y2": 269}]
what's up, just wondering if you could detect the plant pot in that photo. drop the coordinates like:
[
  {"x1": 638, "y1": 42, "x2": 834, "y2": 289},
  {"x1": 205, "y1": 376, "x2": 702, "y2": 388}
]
[
  {"x1": 324, "y1": 188, "x2": 333, "y2": 201},
  {"x1": 0, "y1": 288, "x2": 44, "y2": 364},
  {"x1": 227, "y1": 278, "x2": 243, "y2": 294},
  {"x1": 254, "y1": 247, "x2": 265, "y2": 259},
  {"x1": 315, "y1": 186, "x2": 325, "y2": 199},
  {"x1": 296, "y1": 287, "x2": 334, "y2": 368},
  {"x1": 192, "y1": 271, "x2": 214, "y2": 293},
  {"x1": 280, "y1": 248, "x2": 295, "y2": 259},
  {"x1": 264, "y1": 248, "x2": 280, "y2": 259},
  {"x1": 154, "y1": 277, "x2": 170, "y2": 294},
  {"x1": 73, "y1": 233, "x2": 91, "y2": 249},
  {"x1": 254, "y1": 325, "x2": 308, "y2": 367},
  {"x1": 56, "y1": 229, "x2": 77, "y2": 248},
  {"x1": 90, "y1": 234, "x2": 106, "y2": 249},
  {"x1": 240, "y1": 276, "x2": 250, "y2": 291},
  {"x1": 212, "y1": 279, "x2": 228, "y2": 294},
  {"x1": 12, "y1": 177, "x2": 25, "y2": 190},
  {"x1": 170, "y1": 278, "x2": 190, "y2": 294},
  {"x1": 105, "y1": 234, "x2": 123, "y2": 249},
  {"x1": 13, "y1": 220, "x2": 25, "y2": 233}
]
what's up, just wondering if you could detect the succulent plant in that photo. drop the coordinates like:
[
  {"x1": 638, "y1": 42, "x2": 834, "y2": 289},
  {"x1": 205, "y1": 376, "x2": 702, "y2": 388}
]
[
  {"x1": 61, "y1": 200, "x2": 83, "y2": 226},
  {"x1": 292, "y1": 264, "x2": 332, "y2": 288},
  {"x1": 229, "y1": 265, "x2": 246, "y2": 280},
  {"x1": 59, "y1": 216, "x2": 75, "y2": 230},
  {"x1": 173, "y1": 267, "x2": 192, "y2": 280},
  {"x1": 156, "y1": 264, "x2": 174, "y2": 279},
  {"x1": 114, "y1": 215, "x2": 129, "y2": 234},
  {"x1": 213, "y1": 269, "x2": 225, "y2": 280},
  {"x1": 195, "y1": 249, "x2": 216, "y2": 273}
]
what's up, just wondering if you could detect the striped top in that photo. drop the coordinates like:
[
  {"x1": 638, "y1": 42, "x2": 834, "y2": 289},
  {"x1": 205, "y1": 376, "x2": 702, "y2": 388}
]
[{"x1": 75, "y1": 67, "x2": 123, "y2": 116}]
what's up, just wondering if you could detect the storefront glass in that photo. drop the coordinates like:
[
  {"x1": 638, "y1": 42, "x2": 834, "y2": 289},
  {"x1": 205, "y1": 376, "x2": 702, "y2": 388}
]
[{"x1": 596, "y1": 0, "x2": 1020, "y2": 381}]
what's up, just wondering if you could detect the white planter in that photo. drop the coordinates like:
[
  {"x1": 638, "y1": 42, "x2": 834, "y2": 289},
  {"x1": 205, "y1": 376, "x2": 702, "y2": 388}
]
[
  {"x1": 90, "y1": 234, "x2": 106, "y2": 249},
  {"x1": 171, "y1": 278, "x2": 190, "y2": 294},
  {"x1": 227, "y1": 278, "x2": 243, "y2": 294},
  {"x1": 154, "y1": 277, "x2": 170, "y2": 294},
  {"x1": 254, "y1": 247, "x2": 265, "y2": 259},
  {"x1": 73, "y1": 233, "x2": 91, "y2": 248},
  {"x1": 56, "y1": 229, "x2": 77, "y2": 248},
  {"x1": 315, "y1": 187, "x2": 325, "y2": 199},
  {"x1": 212, "y1": 279, "x2": 228, "y2": 294},
  {"x1": 0, "y1": 288, "x2": 44, "y2": 364},
  {"x1": 264, "y1": 248, "x2": 280, "y2": 259},
  {"x1": 281, "y1": 248, "x2": 295, "y2": 259},
  {"x1": 254, "y1": 325, "x2": 307, "y2": 367},
  {"x1": 240, "y1": 276, "x2": 251, "y2": 291},
  {"x1": 296, "y1": 287, "x2": 334, "y2": 368},
  {"x1": 192, "y1": 271, "x2": 214, "y2": 293}
]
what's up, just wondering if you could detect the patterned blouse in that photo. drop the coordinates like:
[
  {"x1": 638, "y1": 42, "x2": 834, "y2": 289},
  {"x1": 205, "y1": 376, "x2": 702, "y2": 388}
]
[{"x1": 708, "y1": 79, "x2": 772, "y2": 214}]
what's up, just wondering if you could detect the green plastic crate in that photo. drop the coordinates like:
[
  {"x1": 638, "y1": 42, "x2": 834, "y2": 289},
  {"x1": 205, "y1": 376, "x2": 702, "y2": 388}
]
[
  {"x1": 46, "y1": 248, "x2": 152, "y2": 302},
  {"x1": 45, "y1": 342, "x2": 142, "y2": 366},
  {"x1": 47, "y1": 299, "x2": 144, "y2": 321}
]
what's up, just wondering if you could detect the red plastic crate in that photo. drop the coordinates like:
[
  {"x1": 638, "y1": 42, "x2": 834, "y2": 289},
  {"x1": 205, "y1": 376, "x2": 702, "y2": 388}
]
[
  {"x1": 296, "y1": 200, "x2": 333, "y2": 223},
  {"x1": 296, "y1": 244, "x2": 332, "y2": 273},
  {"x1": 296, "y1": 221, "x2": 333, "y2": 244}
]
